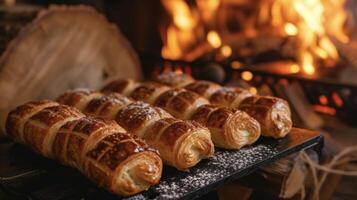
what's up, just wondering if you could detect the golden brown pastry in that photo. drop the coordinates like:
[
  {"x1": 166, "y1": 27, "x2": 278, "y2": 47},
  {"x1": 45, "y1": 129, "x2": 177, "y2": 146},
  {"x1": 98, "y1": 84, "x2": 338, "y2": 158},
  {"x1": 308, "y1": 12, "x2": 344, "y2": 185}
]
[
  {"x1": 154, "y1": 88, "x2": 209, "y2": 120},
  {"x1": 184, "y1": 80, "x2": 221, "y2": 99},
  {"x1": 85, "y1": 93, "x2": 132, "y2": 119},
  {"x1": 144, "y1": 118, "x2": 214, "y2": 170},
  {"x1": 102, "y1": 81, "x2": 261, "y2": 150},
  {"x1": 6, "y1": 101, "x2": 162, "y2": 197},
  {"x1": 5, "y1": 100, "x2": 59, "y2": 144},
  {"x1": 238, "y1": 96, "x2": 292, "y2": 138},
  {"x1": 155, "y1": 73, "x2": 292, "y2": 138},
  {"x1": 23, "y1": 105, "x2": 85, "y2": 157},
  {"x1": 117, "y1": 103, "x2": 214, "y2": 170},
  {"x1": 116, "y1": 101, "x2": 172, "y2": 138},
  {"x1": 130, "y1": 81, "x2": 170, "y2": 104},
  {"x1": 191, "y1": 105, "x2": 261, "y2": 149},
  {"x1": 59, "y1": 90, "x2": 214, "y2": 171},
  {"x1": 84, "y1": 132, "x2": 162, "y2": 196},
  {"x1": 57, "y1": 89, "x2": 102, "y2": 111},
  {"x1": 209, "y1": 87, "x2": 253, "y2": 108},
  {"x1": 154, "y1": 71, "x2": 194, "y2": 88},
  {"x1": 53, "y1": 116, "x2": 125, "y2": 169},
  {"x1": 53, "y1": 117, "x2": 162, "y2": 196},
  {"x1": 102, "y1": 79, "x2": 139, "y2": 96}
]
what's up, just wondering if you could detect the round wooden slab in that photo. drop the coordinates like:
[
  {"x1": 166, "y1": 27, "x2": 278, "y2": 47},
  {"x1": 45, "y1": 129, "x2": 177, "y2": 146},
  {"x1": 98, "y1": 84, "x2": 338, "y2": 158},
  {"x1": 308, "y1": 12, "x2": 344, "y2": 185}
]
[{"x1": 0, "y1": 5, "x2": 142, "y2": 131}]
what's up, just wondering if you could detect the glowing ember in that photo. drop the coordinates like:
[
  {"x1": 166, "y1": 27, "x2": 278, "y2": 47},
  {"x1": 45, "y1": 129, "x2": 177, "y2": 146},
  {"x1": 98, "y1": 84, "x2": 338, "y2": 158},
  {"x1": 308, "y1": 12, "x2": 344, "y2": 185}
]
[
  {"x1": 241, "y1": 71, "x2": 253, "y2": 81},
  {"x1": 332, "y1": 92, "x2": 343, "y2": 107},
  {"x1": 207, "y1": 31, "x2": 222, "y2": 48},
  {"x1": 319, "y1": 95, "x2": 328, "y2": 105},
  {"x1": 220, "y1": 45, "x2": 232, "y2": 57},
  {"x1": 231, "y1": 61, "x2": 243, "y2": 69},
  {"x1": 313, "y1": 105, "x2": 336, "y2": 115}
]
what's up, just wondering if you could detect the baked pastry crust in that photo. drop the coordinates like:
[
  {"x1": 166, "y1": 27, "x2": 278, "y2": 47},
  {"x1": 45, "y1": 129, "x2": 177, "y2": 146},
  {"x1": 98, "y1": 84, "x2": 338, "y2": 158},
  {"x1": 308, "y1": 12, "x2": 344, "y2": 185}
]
[
  {"x1": 154, "y1": 89, "x2": 209, "y2": 120},
  {"x1": 238, "y1": 96, "x2": 292, "y2": 138},
  {"x1": 191, "y1": 105, "x2": 261, "y2": 149},
  {"x1": 155, "y1": 71, "x2": 194, "y2": 88},
  {"x1": 184, "y1": 80, "x2": 221, "y2": 99},
  {"x1": 210, "y1": 87, "x2": 253, "y2": 108},
  {"x1": 6, "y1": 100, "x2": 59, "y2": 144},
  {"x1": 102, "y1": 79, "x2": 138, "y2": 96},
  {"x1": 155, "y1": 73, "x2": 292, "y2": 138},
  {"x1": 102, "y1": 80, "x2": 261, "y2": 150},
  {"x1": 130, "y1": 81, "x2": 170, "y2": 104},
  {"x1": 57, "y1": 88, "x2": 102, "y2": 111},
  {"x1": 6, "y1": 101, "x2": 162, "y2": 197},
  {"x1": 144, "y1": 118, "x2": 214, "y2": 170},
  {"x1": 60, "y1": 90, "x2": 214, "y2": 171}
]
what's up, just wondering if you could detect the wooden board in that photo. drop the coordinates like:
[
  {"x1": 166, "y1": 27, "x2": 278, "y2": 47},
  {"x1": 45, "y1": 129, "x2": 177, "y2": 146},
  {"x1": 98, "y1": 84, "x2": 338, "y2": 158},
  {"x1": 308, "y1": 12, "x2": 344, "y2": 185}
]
[{"x1": 0, "y1": 5, "x2": 142, "y2": 131}]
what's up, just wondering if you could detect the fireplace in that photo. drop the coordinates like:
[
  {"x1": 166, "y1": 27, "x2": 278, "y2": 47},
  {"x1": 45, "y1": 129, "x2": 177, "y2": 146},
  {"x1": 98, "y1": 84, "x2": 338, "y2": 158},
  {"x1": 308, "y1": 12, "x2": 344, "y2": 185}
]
[
  {"x1": 159, "y1": 0, "x2": 352, "y2": 72},
  {"x1": 117, "y1": 0, "x2": 356, "y2": 125}
]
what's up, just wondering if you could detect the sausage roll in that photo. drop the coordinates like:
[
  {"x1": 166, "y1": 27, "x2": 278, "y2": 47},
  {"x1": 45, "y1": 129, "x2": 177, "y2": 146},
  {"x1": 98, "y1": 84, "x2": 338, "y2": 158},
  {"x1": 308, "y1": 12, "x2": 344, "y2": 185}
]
[
  {"x1": 238, "y1": 96, "x2": 292, "y2": 138},
  {"x1": 191, "y1": 105, "x2": 261, "y2": 149},
  {"x1": 184, "y1": 80, "x2": 221, "y2": 99},
  {"x1": 6, "y1": 101, "x2": 162, "y2": 197},
  {"x1": 155, "y1": 73, "x2": 293, "y2": 138},
  {"x1": 102, "y1": 79, "x2": 138, "y2": 96},
  {"x1": 53, "y1": 116, "x2": 125, "y2": 169},
  {"x1": 57, "y1": 89, "x2": 102, "y2": 111},
  {"x1": 209, "y1": 87, "x2": 253, "y2": 108},
  {"x1": 117, "y1": 103, "x2": 214, "y2": 170},
  {"x1": 5, "y1": 100, "x2": 59, "y2": 144},
  {"x1": 23, "y1": 105, "x2": 84, "y2": 157},
  {"x1": 59, "y1": 90, "x2": 214, "y2": 171},
  {"x1": 144, "y1": 118, "x2": 214, "y2": 170},
  {"x1": 154, "y1": 71, "x2": 194, "y2": 88},
  {"x1": 154, "y1": 89, "x2": 209, "y2": 120},
  {"x1": 102, "y1": 81, "x2": 261, "y2": 150},
  {"x1": 85, "y1": 93, "x2": 132, "y2": 119},
  {"x1": 130, "y1": 82, "x2": 170, "y2": 104}
]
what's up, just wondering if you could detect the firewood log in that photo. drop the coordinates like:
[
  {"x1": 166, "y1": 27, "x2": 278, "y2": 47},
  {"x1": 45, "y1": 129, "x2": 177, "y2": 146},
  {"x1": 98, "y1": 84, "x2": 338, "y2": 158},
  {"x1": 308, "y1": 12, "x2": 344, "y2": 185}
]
[{"x1": 0, "y1": 5, "x2": 142, "y2": 132}]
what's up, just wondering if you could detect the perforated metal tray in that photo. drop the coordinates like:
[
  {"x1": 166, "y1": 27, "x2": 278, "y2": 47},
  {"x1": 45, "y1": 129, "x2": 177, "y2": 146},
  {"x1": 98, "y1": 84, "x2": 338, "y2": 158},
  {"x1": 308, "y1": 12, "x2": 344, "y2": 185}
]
[{"x1": 0, "y1": 127, "x2": 323, "y2": 200}]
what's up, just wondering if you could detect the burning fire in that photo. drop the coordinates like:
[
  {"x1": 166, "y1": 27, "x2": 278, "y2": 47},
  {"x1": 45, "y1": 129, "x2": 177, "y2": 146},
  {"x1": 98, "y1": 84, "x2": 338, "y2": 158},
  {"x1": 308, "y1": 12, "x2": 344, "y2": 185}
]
[{"x1": 161, "y1": 0, "x2": 351, "y2": 75}]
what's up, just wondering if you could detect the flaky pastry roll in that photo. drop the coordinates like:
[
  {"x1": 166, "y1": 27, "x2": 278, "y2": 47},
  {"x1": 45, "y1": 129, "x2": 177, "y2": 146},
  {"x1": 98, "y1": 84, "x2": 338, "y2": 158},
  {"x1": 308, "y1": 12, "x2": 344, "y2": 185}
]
[
  {"x1": 6, "y1": 101, "x2": 162, "y2": 197},
  {"x1": 130, "y1": 81, "x2": 170, "y2": 104},
  {"x1": 57, "y1": 89, "x2": 102, "y2": 111},
  {"x1": 155, "y1": 72, "x2": 293, "y2": 138},
  {"x1": 191, "y1": 105, "x2": 260, "y2": 149},
  {"x1": 184, "y1": 80, "x2": 221, "y2": 99},
  {"x1": 155, "y1": 71, "x2": 194, "y2": 88},
  {"x1": 238, "y1": 96, "x2": 292, "y2": 138},
  {"x1": 144, "y1": 118, "x2": 214, "y2": 170},
  {"x1": 5, "y1": 100, "x2": 59, "y2": 144},
  {"x1": 209, "y1": 87, "x2": 253, "y2": 108},
  {"x1": 59, "y1": 90, "x2": 214, "y2": 171},
  {"x1": 102, "y1": 79, "x2": 138, "y2": 96},
  {"x1": 154, "y1": 88, "x2": 209, "y2": 120},
  {"x1": 102, "y1": 81, "x2": 261, "y2": 150}
]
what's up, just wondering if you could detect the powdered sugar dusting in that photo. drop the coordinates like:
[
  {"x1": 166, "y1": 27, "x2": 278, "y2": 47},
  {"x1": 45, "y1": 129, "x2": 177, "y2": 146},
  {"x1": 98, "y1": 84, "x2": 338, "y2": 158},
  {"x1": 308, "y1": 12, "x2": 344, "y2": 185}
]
[{"x1": 125, "y1": 144, "x2": 279, "y2": 200}]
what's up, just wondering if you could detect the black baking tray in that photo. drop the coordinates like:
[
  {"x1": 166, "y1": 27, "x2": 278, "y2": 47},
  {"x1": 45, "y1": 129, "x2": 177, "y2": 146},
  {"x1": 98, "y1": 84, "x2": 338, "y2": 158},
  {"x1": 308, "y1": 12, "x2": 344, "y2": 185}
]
[{"x1": 0, "y1": 127, "x2": 323, "y2": 200}]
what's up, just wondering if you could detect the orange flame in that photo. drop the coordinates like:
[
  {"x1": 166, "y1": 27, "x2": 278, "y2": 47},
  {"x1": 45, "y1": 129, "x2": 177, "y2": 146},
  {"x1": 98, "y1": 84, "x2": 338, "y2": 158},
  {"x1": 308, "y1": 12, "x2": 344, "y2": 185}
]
[
  {"x1": 161, "y1": 0, "x2": 350, "y2": 74},
  {"x1": 161, "y1": 0, "x2": 198, "y2": 60}
]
